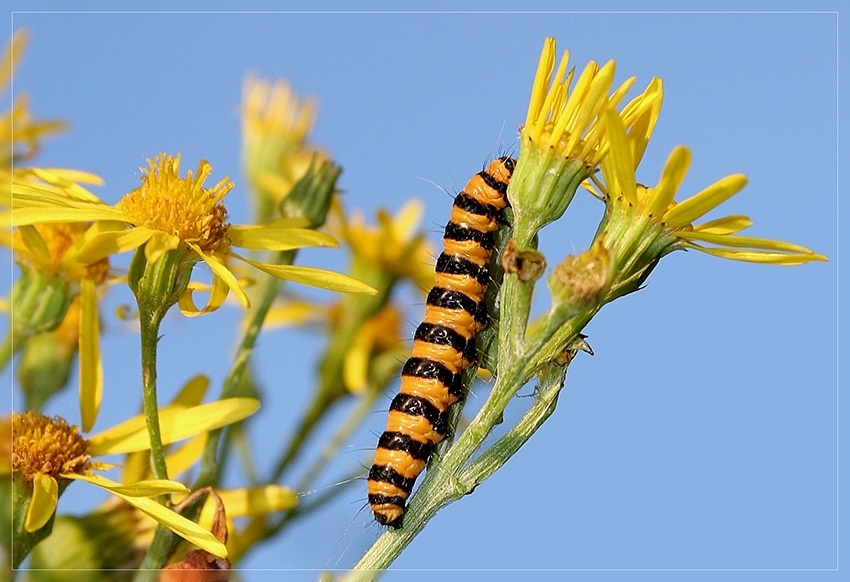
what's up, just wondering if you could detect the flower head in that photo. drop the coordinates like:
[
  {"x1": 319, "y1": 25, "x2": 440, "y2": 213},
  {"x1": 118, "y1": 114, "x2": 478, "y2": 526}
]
[
  {"x1": 590, "y1": 108, "x2": 827, "y2": 297},
  {"x1": 510, "y1": 37, "x2": 662, "y2": 245},
  {"x1": 11, "y1": 412, "x2": 92, "y2": 484},
  {"x1": 524, "y1": 38, "x2": 615, "y2": 165},
  {"x1": 0, "y1": 29, "x2": 66, "y2": 170},
  {"x1": 4, "y1": 220, "x2": 110, "y2": 430},
  {"x1": 333, "y1": 199, "x2": 435, "y2": 292},
  {"x1": 11, "y1": 222, "x2": 110, "y2": 284},
  {"x1": 5, "y1": 395, "x2": 260, "y2": 561},
  {"x1": 7, "y1": 154, "x2": 375, "y2": 316},
  {"x1": 119, "y1": 155, "x2": 231, "y2": 256},
  {"x1": 241, "y1": 75, "x2": 327, "y2": 220}
]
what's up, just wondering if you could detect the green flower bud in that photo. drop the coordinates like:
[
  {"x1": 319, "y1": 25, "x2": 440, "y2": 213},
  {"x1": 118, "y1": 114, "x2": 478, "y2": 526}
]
[{"x1": 11, "y1": 267, "x2": 73, "y2": 344}]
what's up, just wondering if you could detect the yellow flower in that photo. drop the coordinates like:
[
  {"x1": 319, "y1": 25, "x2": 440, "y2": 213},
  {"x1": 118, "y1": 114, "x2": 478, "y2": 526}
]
[
  {"x1": 25, "y1": 376, "x2": 295, "y2": 570},
  {"x1": 333, "y1": 198, "x2": 435, "y2": 292},
  {"x1": 6, "y1": 396, "x2": 259, "y2": 560},
  {"x1": 0, "y1": 29, "x2": 66, "y2": 169},
  {"x1": 593, "y1": 107, "x2": 826, "y2": 289},
  {"x1": 511, "y1": 37, "x2": 662, "y2": 245},
  {"x1": 268, "y1": 200, "x2": 431, "y2": 395},
  {"x1": 8, "y1": 154, "x2": 375, "y2": 316},
  {"x1": 523, "y1": 38, "x2": 662, "y2": 167},
  {"x1": 3, "y1": 220, "x2": 111, "y2": 430},
  {"x1": 241, "y1": 75, "x2": 327, "y2": 218}
]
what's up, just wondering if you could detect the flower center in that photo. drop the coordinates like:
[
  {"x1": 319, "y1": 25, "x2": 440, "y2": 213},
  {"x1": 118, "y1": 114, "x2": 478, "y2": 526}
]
[
  {"x1": 118, "y1": 154, "x2": 233, "y2": 254},
  {"x1": 11, "y1": 411, "x2": 91, "y2": 483}
]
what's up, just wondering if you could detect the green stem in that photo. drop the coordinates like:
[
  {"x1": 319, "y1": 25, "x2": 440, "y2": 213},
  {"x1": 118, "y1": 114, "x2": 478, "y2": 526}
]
[
  {"x1": 270, "y1": 277, "x2": 391, "y2": 483},
  {"x1": 133, "y1": 255, "x2": 294, "y2": 578},
  {"x1": 193, "y1": 250, "x2": 292, "y2": 492},
  {"x1": 259, "y1": 384, "x2": 384, "y2": 545},
  {"x1": 132, "y1": 306, "x2": 173, "y2": 579},
  {"x1": 138, "y1": 307, "x2": 169, "y2": 482},
  {"x1": 351, "y1": 277, "x2": 593, "y2": 574},
  {"x1": 0, "y1": 328, "x2": 15, "y2": 372},
  {"x1": 458, "y1": 361, "x2": 566, "y2": 488}
]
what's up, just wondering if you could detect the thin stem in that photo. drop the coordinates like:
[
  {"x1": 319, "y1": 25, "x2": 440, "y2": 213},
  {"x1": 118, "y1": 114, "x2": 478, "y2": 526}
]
[
  {"x1": 459, "y1": 361, "x2": 567, "y2": 488},
  {"x1": 194, "y1": 250, "x2": 292, "y2": 491},
  {"x1": 132, "y1": 306, "x2": 173, "y2": 578},
  {"x1": 138, "y1": 307, "x2": 168, "y2": 482},
  {"x1": 260, "y1": 386, "x2": 383, "y2": 544},
  {"x1": 0, "y1": 328, "x2": 15, "y2": 372}
]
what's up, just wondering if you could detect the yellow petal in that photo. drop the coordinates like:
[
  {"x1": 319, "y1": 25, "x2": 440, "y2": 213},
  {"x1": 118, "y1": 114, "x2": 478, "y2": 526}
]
[
  {"x1": 166, "y1": 434, "x2": 208, "y2": 478},
  {"x1": 202, "y1": 485, "x2": 298, "y2": 522},
  {"x1": 11, "y1": 181, "x2": 103, "y2": 208},
  {"x1": 677, "y1": 230, "x2": 821, "y2": 254},
  {"x1": 24, "y1": 168, "x2": 103, "y2": 205},
  {"x1": 266, "y1": 299, "x2": 325, "y2": 327},
  {"x1": 193, "y1": 246, "x2": 250, "y2": 309},
  {"x1": 228, "y1": 225, "x2": 338, "y2": 251},
  {"x1": 526, "y1": 37, "x2": 557, "y2": 131},
  {"x1": 392, "y1": 200, "x2": 425, "y2": 235},
  {"x1": 126, "y1": 495, "x2": 227, "y2": 557},
  {"x1": 1, "y1": 30, "x2": 28, "y2": 92},
  {"x1": 65, "y1": 473, "x2": 189, "y2": 497},
  {"x1": 178, "y1": 264, "x2": 234, "y2": 316},
  {"x1": 664, "y1": 174, "x2": 748, "y2": 228},
  {"x1": 75, "y1": 474, "x2": 226, "y2": 558},
  {"x1": 4, "y1": 206, "x2": 125, "y2": 226},
  {"x1": 25, "y1": 473, "x2": 59, "y2": 532},
  {"x1": 16, "y1": 224, "x2": 51, "y2": 266},
  {"x1": 262, "y1": 216, "x2": 313, "y2": 229},
  {"x1": 343, "y1": 332, "x2": 373, "y2": 394},
  {"x1": 692, "y1": 215, "x2": 753, "y2": 235},
  {"x1": 622, "y1": 77, "x2": 663, "y2": 168},
  {"x1": 87, "y1": 397, "x2": 261, "y2": 456},
  {"x1": 236, "y1": 254, "x2": 377, "y2": 295},
  {"x1": 31, "y1": 167, "x2": 104, "y2": 189},
  {"x1": 565, "y1": 60, "x2": 615, "y2": 155},
  {"x1": 79, "y1": 278, "x2": 102, "y2": 432},
  {"x1": 602, "y1": 107, "x2": 637, "y2": 204},
  {"x1": 693, "y1": 246, "x2": 828, "y2": 265},
  {"x1": 121, "y1": 451, "x2": 150, "y2": 485},
  {"x1": 74, "y1": 225, "x2": 154, "y2": 264},
  {"x1": 647, "y1": 146, "x2": 691, "y2": 218},
  {"x1": 142, "y1": 230, "x2": 181, "y2": 264},
  {"x1": 172, "y1": 374, "x2": 210, "y2": 407}
]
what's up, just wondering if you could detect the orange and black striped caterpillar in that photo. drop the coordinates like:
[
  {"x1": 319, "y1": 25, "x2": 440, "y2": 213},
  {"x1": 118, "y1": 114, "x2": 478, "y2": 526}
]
[{"x1": 367, "y1": 156, "x2": 515, "y2": 528}]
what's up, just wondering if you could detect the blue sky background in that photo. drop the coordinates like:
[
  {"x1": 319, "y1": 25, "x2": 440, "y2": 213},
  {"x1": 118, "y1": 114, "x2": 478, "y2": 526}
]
[{"x1": 4, "y1": 3, "x2": 844, "y2": 581}]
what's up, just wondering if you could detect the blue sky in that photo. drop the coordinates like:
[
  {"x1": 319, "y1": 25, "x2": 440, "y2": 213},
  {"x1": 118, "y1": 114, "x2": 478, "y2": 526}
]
[{"x1": 4, "y1": 4, "x2": 844, "y2": 581}]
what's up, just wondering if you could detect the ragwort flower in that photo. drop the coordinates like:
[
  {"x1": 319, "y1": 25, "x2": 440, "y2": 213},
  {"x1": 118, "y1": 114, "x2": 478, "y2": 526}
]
[
  {"x1": 7, "y1": 154, "x2": 375, "y2": 317},
  {"x1": 590, "y1": 108, "x2": 827, "y2": 299},
  {"x1": 509, "y1": 37, "x2": 662, "y2": 245},
  {"x1": 241, "y1": 75, "x2": 327, "y2": 220},
  {"x1": 3, "y1": 219, "x2": 111, "y2": 430},
  {"x1": 5, "y1": 396, "x2": 259, "y2": 564},
  {"x1": 0, "y1": 29, "x2": 66, "y2": 203}
]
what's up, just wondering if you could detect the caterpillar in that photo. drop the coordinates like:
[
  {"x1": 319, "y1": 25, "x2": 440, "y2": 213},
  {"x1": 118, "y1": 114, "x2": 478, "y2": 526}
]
[{"x1": 367, "y1": 155, "x2": 515, "y2": 528}]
